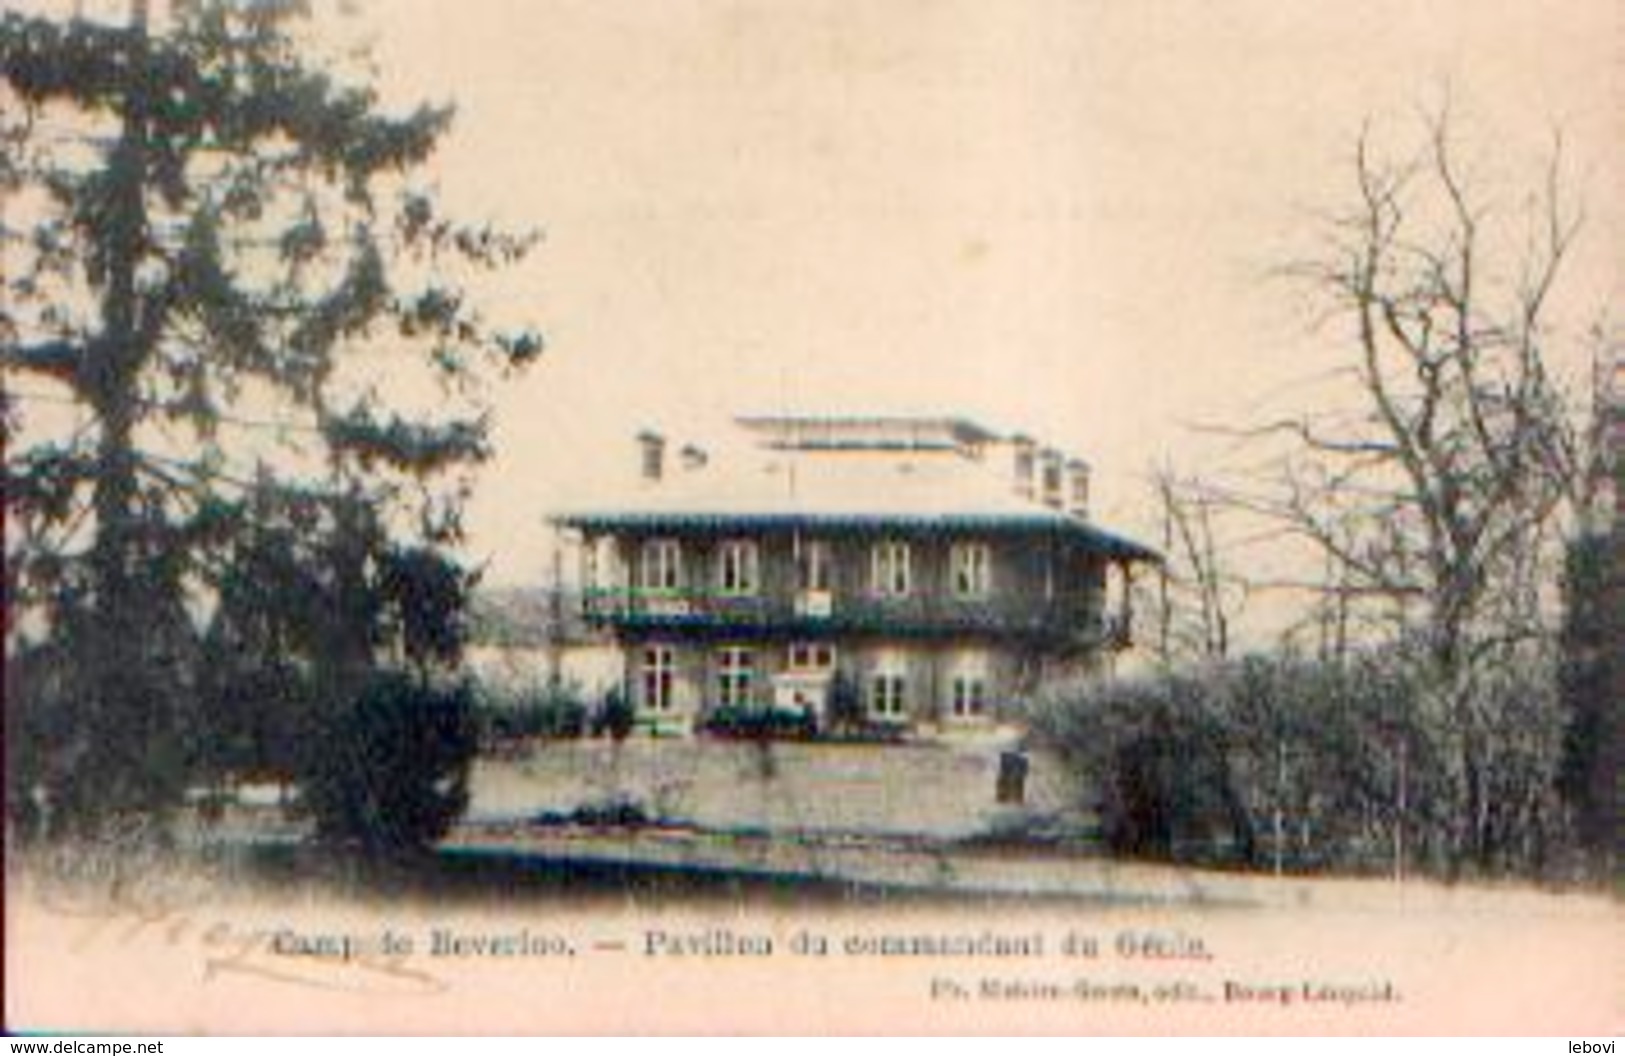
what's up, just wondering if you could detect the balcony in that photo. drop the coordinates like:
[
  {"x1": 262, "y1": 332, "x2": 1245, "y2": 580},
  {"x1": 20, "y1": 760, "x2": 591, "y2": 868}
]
[
  {"x1": 580, "y1": 586, "x2": 1107, "y2": 644},
  {"x1": 794, "y1": 590, "x2": 834, "y2": 619}
]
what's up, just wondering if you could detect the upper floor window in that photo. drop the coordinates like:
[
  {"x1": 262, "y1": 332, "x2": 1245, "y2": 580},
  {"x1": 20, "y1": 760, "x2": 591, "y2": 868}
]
[
  {"x1": 716, "y1": 646, "x2": 755, "y2": 709},
  {"x1": 640, "y1": 538, "x2": 682, "y2": 591},
  {"x1": 642, "y1": 644, "x2": 676, "y2": 712},
  {"x1": 950, "y1": 541, "x2": 992, "y2": 597},
  {"x1": 716, "y1": 539, "x2": 759, "y2": 596},
  {"x1": 796, "y1": 539, "x2": 833, "y2": 593},
  {"x1": 871, "y1": 540, "x2": 911, "y2": 597}
]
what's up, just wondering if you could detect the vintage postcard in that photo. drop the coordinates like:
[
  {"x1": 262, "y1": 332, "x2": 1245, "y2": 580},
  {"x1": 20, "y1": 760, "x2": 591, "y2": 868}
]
[{"x1": 3, "y1": 0, "x2": 1619, "y2": 1036}]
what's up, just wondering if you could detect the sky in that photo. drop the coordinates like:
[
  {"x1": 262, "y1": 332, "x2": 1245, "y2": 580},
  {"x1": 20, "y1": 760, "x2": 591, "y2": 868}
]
[
  {"x1": 13, "y1": 0, "x2": 1620, "y2": 624},
  {"x1": 335, "y1": 0, "x2": 1620, "y2": 598}
]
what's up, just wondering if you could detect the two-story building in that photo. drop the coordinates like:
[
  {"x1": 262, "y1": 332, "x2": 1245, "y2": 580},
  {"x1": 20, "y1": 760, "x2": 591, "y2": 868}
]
[{"x1": 552, "y1": 415, "x2": 1157, "y2": 735}]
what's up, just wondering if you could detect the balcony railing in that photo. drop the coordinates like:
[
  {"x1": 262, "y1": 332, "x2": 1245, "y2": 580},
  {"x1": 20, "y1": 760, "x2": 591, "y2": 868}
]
[{"x1": 580, "y1": 586, "x2": 1107, "y2": 643}]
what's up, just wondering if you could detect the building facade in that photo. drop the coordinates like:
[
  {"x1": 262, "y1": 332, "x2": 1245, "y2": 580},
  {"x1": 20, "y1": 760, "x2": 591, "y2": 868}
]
[{"x1": 552, "y1": 415, "x2": 1157, "y2": 736}]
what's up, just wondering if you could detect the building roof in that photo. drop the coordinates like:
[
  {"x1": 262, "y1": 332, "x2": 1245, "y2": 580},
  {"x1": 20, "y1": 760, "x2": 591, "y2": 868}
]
[
  {"x1": 733, "y1": 414, "x2": 1001, "y2": 451},
  {"x1": 555, "y1": 446, "x2": 1159, "y2": 561}
]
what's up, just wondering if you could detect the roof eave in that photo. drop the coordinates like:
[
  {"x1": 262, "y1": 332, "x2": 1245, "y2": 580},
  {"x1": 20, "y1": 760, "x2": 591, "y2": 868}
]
[{"x1": 552, "y1": 510, "x2": 1160, "y2": 562}]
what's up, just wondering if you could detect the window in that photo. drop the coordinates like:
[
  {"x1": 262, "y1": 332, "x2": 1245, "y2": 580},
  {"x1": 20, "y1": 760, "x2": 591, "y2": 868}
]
[
  {"x1": 716, "y1": 647, "x2": 755, "y2": 710},
  {"x1": 788, "y1": 642, "x2": 836, "y2": 671},
  {"x1": 639, "y1": 538, "x2": 682, "y2": 591},
  {"x1": 642, "y1": 645, "x2": 676, "y2": 712},
  {"x1": 950, "y1": 542, "x2": 991, "y2": 597},
  {"x1": 797, "y1": 539, "x2": 833, "y2": 592},
  {"x1": 950, "y1": 675, "x2": 987, "y2": 718},
  {"x1": 871, "y1": 540, "x2": 911, "y2": 596},
  {"x1": 717, "y1": 539, "x2": 759, "y2": 596},
  {"x1": 948, "y1": 652, "x2": 989, "y2": 719},
  {"x1": 869, "y1": 650, "x2": 909, "y2": 720},
  {"x1": 870, "y1": 672, "x2": 907, "y2": 720}
]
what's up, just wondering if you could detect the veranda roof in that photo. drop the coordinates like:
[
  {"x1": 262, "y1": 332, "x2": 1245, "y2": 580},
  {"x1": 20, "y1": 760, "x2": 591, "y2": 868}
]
[{"x1": 555, "y1": 448, "x2": 1159, "y2": 562}]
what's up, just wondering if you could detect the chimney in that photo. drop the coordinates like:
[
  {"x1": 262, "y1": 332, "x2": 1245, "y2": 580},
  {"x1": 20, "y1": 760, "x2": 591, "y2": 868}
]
[
  {"x1": 678, "y1": 443, "x2": 709, "y2": 472},
  {"x1": 1010, "y1": 434, "x2": 1036, "y2": 500},
  {"x1": 1039, "y1": 447, "x2": 1064, "y2": 510},
  {"x1": 1065, "y1": 458, "x2": 1091, "y2": 519},
  {"x1": 637, "y1": 429, "x2": 665, "y2": 483}
]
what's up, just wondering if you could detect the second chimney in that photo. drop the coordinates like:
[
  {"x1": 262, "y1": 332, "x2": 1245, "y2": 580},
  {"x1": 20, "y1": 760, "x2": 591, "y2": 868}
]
[
  {"x1": 1010, "y1": 435, "x2": 1037, "y2": 500},
  {"x1": 637, "y1": 430, "x2": 666, "y2": 483},
  {"x1": 1065, "y1": 458, "x2": 1091, "y2": 519},
  {"x1": 1039, "y1": 447, "x2": 1064, "y2": 510}
]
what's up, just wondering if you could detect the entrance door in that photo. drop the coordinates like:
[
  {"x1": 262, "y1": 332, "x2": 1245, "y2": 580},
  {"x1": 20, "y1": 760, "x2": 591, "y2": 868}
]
[{"x1": 772, "y1": 671, "x2": 831, "y2": 725}]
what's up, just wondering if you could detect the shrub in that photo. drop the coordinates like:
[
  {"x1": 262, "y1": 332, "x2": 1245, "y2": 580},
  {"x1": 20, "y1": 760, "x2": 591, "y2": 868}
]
[
  {"x1": 1032, "y1": 653, "x2": 1487, "y2": 875},
  {"x1": 6, "y1": 625, "x2": 197, "y2": 839},
  {"x1": 476, "y1": 681, "x2": 587, "y2": 744},
  {"x1": 571, "y1": 796, "x2": 653, "y2": 828},
  {"x1": 589, "y1": 687, "x2": 635, "y2": 741},
  {"x1": 530, "y1": 795, "x2": 656, "y2": 829},
  {"x1": 1035, "y1": 668, "x2": 1253, "y2": 865},
  {"x1": 826, "y1": 671, "x2": 865, "y2": 733},
  {"x1": 193, "y1": 653, "x2": 317, "y2": 782},
  {"x1": 701, "y1": 704, "x2": 817, "y2": 741},
  {"x1": 299, "y1": 671, "x2": 477, "y2": 852},
  {"x1": 1557, "y1": 531, "x2": 1624, "y2": 860}
]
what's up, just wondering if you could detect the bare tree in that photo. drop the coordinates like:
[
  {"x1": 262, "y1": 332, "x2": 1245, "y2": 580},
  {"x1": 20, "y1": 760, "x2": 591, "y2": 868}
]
[
  {"x1": 1233, "y1": 101, "x2": 1606, "y2": 867},
  {"x1": 1146, "y1": 464, "x2": 1244, "y2": 664}
]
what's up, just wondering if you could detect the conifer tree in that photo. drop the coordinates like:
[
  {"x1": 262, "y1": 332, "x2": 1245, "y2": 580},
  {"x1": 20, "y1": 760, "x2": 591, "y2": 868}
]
[{"x1": 2, "y1": 1, "x2": 540, "y2": 834}]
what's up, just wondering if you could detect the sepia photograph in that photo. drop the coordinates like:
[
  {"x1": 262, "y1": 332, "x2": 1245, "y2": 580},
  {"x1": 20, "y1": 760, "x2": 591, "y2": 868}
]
[{"x1": 2, "y1": 0, "x2": 1619, "y2": 1037}]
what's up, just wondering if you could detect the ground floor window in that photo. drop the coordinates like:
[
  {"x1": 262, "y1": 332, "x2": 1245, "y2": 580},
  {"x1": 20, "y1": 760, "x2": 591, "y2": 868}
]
[
  {"x1": 870, "y1": 672, "x2": 907, "y2": 720},
  {"x1": 641, "y1": 645, "x2": 676, "y2": 712},
  {"x1": 947, "y1": 651, "x2": 991, "y2": 720},
  {"x1": 788, "y1": 641, "x2": 836, "y2": 671},
  {"x1": 950, "y1": 674, "x2": 987, "y2": 718},
  {"x1": 716, "y1": 646, "x2": 755, "y2": 709}
]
